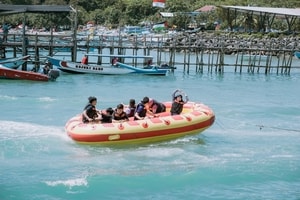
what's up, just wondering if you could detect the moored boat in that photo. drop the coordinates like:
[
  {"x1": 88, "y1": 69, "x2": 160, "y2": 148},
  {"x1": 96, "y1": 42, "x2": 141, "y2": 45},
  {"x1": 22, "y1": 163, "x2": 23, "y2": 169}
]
[
  {"x1": 0, "y1": 65, "x2": 60, "y2": 81},
  {"x1": 0, "y1": 55, "x2": 31, "y2": 69},
  {"x1": 116, "y1": 62, "x2": 170, "y2": 75},
  {"x1": 47, "y1": 54, "x2": 174, "y2": 75},
  {"x1": 65, "y1": 102, "x2": 215, "y2": 145},
  {"x1": 47, "y1": 56, "x2": 133, "y2": 75},
  {"x1": 294, "y1": 51, "x2": 300, "y2": 59}
]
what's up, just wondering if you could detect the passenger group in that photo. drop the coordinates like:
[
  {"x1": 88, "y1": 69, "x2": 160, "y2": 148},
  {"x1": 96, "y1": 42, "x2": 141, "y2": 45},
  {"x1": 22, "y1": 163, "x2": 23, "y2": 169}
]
[{"x1": 82, "y1": 89, "x2": 188, "y2": 123}]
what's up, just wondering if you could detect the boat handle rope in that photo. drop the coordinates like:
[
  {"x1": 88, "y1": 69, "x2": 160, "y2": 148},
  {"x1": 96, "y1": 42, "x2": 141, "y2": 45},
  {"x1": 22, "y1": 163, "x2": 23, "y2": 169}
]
[
  {"x1": 142, "y1": 122, "x2": 148, "y2": 128},
  {"x1": 118, "y1": 123, "x2": 125, "y2": 130}
]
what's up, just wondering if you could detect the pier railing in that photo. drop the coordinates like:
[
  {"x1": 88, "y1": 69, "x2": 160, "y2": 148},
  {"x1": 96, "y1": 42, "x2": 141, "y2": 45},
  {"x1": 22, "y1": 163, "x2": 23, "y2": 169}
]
[{"x1": 0, "y1": 32, "x2": 298, "y2": 74}]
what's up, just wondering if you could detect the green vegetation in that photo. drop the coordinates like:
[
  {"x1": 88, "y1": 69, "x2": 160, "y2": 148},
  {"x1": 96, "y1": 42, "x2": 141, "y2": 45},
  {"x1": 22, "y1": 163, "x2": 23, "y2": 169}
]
[{"x1": 1, "y1": 0, "x2": 300, "y2": 32}]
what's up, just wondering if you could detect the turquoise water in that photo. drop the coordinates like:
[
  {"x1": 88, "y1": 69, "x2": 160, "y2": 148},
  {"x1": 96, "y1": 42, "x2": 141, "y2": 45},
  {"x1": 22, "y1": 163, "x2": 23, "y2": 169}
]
[{"x1": 1, "y1": 52, "x2": 300, "y2": 200}]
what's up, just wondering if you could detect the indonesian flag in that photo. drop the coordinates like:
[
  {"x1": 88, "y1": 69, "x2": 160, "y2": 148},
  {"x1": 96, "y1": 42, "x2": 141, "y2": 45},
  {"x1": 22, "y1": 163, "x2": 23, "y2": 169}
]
[{"x1": 153, "y1": 0, "x2": 166, "y2": 8}]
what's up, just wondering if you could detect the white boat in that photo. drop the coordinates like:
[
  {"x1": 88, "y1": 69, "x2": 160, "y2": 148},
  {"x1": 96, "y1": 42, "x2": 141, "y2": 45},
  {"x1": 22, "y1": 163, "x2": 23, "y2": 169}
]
[{"x1": 47, "y1": 54, "x2": 174, "y2": 75}]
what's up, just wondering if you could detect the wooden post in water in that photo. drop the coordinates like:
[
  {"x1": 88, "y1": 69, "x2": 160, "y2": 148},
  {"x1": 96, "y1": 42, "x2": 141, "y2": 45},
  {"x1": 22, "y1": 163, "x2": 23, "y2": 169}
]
[
  {"x1": 239, "y1": 51, "x2": 244, "y2": 74},
  {"x1": 285, "y1": 51, "x2": 293, "y2": 75},
  {"x1": 21, "y1": 13, "x2": 28, "y2": 71},
  {"x1": 85, "y1": 36, "x2": 90, "y2": 54},
  {"x1": 234, "y1": 51, "x2": 239, "y2": 73},
  {"x1": 187, "y1": 36, "x2": 191, "y2": 73},
  {"x1": 13, "y1": 34, "x2": 16, "y2": 58},
  {"x1": 200, "y1": 46, "x2": 204, "y2": 73},
  {"x1": 195, "y1": 49, "x2": 199, "y2": 72},
  {"x1": 34, "y1": 33, "x2": 40, "y2": 71},
  {"x1": 97, "y1": 35, "x2": 103, "y2": 64},
  {"x1": 72, "y1": 8, "x2": 78, "y2": 62},
  {"x1": 49, "y1": 26, "x2": 54, "y2": 57}
]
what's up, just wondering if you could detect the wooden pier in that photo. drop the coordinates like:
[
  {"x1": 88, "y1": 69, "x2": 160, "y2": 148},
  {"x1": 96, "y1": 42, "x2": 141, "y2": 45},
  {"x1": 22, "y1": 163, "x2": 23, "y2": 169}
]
[{"x1": 0, "y1": 32, "x2": 298, "y2": 74}]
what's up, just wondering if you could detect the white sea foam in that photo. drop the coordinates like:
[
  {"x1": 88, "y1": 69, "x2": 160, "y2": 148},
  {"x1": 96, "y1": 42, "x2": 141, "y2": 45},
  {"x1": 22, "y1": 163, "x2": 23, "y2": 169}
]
[
  {"x1": 0, "y1": 95, "x2": 17, "y2": 100},
  {"x1": 0, "y1": 120, "x2": 68, "y2": 141},
  {"x1": 44, "y1": 177, "x2": 88, "y2": 188},
  {"x1": 38, "y1": 97, "x2": 57, "y2": 102}
]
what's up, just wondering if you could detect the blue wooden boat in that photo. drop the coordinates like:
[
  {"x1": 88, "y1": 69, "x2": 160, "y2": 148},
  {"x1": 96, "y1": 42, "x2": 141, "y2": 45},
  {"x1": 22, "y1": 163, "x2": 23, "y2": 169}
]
[
  {"x1": 116, "y1": 62, "x2": 170, "y2": 75},
  {"x1": 0, "y1": 55, "x2": 31, "y2": 69},
  {"x1": 294, "y1": 51, "x2": 300, "y2": 59}
]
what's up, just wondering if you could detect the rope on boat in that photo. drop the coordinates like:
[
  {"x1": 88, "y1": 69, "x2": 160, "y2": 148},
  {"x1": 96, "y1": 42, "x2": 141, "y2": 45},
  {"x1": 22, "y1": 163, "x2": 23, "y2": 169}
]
[
  {"x1": 215, "y1": 118, "x2": 300, "y2": 133},
  {"x1": 255, "y1": 125, "x2": 300, "y2": 133}
]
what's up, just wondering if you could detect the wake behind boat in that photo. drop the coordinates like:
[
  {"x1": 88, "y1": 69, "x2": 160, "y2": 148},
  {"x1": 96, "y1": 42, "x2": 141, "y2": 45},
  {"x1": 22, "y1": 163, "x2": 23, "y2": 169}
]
[
  {"x1": 47, "y1": 54, "x2": 174, "y2": 75},
  {"x1": 0, "y1": 64, "x2": 60, "y2": 81}
]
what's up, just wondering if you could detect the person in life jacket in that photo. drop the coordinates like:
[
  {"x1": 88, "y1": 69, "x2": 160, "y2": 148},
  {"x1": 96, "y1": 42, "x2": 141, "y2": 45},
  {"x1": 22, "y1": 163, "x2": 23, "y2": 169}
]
[
  {"x1": 170, "y1": 89, "x2": 189, "y2": 115},
  {"x1": 112, "y1": 57, "x2": 118, "y2": 65},
  {"x1": 134, "y1": 97, "x2": 157, "y2": 120},
  {"x1": 81, "y1": 55, "x2": 88, "y2": 64},
  {"x1": 148, "y1": 98, "x2": 166, "y2": 114},
  {"x1": 82, "y1": 96, "x2": 102, "y2": 123},
  {"x1": 113, "y1": 104, "x2": 129, "y2": 122},
  {"x1": 125, "y1": 99, "x2": 136, "y2": 118},
  {"x1": 100, "y1": 107, "x2": 114, "y2": 123}
]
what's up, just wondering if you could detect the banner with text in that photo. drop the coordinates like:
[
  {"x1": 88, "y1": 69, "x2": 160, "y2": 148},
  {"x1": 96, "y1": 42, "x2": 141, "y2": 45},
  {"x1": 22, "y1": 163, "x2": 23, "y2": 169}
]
[{"x1": 153, "y1": 0, "x2": 166, "y2": 8}]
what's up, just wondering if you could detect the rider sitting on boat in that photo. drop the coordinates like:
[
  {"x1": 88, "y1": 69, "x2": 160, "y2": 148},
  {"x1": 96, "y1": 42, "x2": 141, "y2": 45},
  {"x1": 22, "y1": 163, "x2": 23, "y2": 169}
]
[
  {"x1": 112, "y1": 57, "x2": 118, "y2": 65},
  {"x1": 81, "y1": 55, "x2": 88, "y2": 64},
  {"x1": 82, "y1": 96, "x2": 102, "y2": 123},
  {"x1": 134, "y1": 97, "x2": 157, "y2": 120},
  {"x1": 125, "y1": 99, "x2": 136, "y2": 117},
  {"x1": 100, "y1": 107, "x2": 114, "y2": 123},
  {"x1": 43, "y1": 62, "x2": 51, "y2": 75},
  {"x1": 148, "y1": 98, "x2": 166, "y2": 114},
  {"x1": 113, "y1": 104, "x2": 129, "y2": 122},
  {"x1": 170, "y1": 89, "x2": 189, "y2": 115}
]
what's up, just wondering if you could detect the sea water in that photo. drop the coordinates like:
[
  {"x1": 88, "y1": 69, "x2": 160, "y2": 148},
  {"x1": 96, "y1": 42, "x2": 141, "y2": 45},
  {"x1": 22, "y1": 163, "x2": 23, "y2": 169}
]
[{"x1": 0, "y1": 51, "x2": 300, "y2": 200}]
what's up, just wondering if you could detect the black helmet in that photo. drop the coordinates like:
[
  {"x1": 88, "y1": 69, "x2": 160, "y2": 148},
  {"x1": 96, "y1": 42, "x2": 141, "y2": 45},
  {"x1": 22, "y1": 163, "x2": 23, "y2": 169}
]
[
  {"x1": 175, "y1": 94, "x2": 182, "y2": 99},
  {"x1": 142, "y1": 97, "x2": 149, "y2": 104},
  {"x1": 129, "y1": 99, "x2": 135, "y2": 105},
  {"x1": 117, "y1": 104, "x2": 124, "y2": 109},
  {"x1": 106, "y1": 107, "x2": 114, "y2": 115},
  {"x1": 88, "y1": 96, "x2": 97, "y2": 103}
]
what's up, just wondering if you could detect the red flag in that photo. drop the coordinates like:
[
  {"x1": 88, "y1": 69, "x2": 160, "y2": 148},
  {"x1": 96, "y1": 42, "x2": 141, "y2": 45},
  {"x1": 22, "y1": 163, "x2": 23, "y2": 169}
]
[{"x1": 153, "y1": 0, "x2": 166, "y2": 8}]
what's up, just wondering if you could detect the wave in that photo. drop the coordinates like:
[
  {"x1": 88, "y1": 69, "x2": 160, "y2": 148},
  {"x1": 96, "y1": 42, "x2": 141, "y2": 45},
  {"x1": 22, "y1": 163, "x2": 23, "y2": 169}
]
[
  {"x1": 0, "y1": 95, "x2": 57, "y2": 102},
  {"x1": 0, "y1": 120, "x2": 69, "y2": 142},
  {"x1": 38, "y1": 97, "x2": 57, "y2": 102},
  {"x1": 0, "y1": 95, "x2": 17, "y2": 100},
  {"x1": 44, "y1": 177, "x2": 88, "y2": 188}
]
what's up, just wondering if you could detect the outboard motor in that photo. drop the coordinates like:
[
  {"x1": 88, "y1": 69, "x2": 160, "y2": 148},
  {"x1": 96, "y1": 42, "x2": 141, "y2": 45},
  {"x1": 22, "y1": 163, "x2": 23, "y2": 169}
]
[{"x1": 48, "y1": 69, "x2": 60, "y2": 81}]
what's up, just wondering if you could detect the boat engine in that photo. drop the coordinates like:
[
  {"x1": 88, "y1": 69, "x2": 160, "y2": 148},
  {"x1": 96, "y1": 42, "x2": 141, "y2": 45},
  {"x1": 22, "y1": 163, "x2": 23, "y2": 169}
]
[{"x1": 48, "y1": 69, "x2": 60, "y2": 81}]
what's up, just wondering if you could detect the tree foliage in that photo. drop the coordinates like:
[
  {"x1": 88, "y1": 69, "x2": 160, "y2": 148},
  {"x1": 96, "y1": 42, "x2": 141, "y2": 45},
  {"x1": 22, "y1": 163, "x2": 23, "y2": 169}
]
[{"x1": 1, "y1": 0, "x2": 300, "y2": 32}]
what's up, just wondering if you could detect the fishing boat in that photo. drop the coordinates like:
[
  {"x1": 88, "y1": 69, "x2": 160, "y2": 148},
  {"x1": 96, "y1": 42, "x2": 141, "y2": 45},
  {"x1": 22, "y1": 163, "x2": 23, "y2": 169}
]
[
  {"x1": 0, "y1": 65, "x2": 60, "y2": 81},
  {"x1": 65, "y1": 101, "x2": 215, "y2": 145},
  {"x1": 116, "y1": 62, "x2": 170, "y2": 75},
  {"x1": 0, "y1": 55, "x2": 31, "y2": 69},
  {"x1": 294, "y1": 51, "x2": 300, "y2": 59},
  {"x1": 47, "y1": 54, "x2": 174, "y2": 75}
]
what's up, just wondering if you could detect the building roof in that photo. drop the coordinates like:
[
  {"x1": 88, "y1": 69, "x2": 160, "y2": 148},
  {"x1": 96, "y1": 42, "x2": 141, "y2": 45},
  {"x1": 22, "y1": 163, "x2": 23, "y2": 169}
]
[
  {"x1": 159, "y1": 12, "x2": 174, "y2": 18},
  {"x1": 0, "y1": 4, "x2": 72, "y2": 15},
  {"x1": 220, "y1": 6, "x2": 300, "y2": 18},
  {"x1": 195, "y1": 5, "x2": 216, "y2": 12}
]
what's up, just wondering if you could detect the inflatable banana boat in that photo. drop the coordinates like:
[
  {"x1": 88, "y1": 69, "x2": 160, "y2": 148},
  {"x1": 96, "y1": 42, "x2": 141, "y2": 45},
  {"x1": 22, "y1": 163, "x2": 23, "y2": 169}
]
[{"x1": 65, "y1": 102, "x2": 215, "y2": 145}]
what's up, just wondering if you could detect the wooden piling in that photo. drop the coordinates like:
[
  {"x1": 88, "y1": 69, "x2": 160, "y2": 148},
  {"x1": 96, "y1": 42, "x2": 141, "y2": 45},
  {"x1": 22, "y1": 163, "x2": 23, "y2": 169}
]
[{"x1": 0, "y1": 32, "x2": 297, "y2": 75}]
